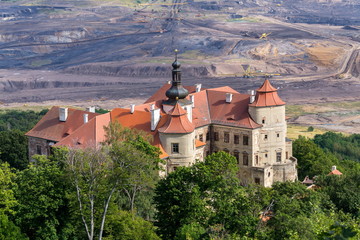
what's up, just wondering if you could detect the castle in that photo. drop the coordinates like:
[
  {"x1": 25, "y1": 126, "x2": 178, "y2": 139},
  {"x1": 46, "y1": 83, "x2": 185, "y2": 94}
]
[{"x1": 26, "y1": 59, "x2": 297, "y2": 187}]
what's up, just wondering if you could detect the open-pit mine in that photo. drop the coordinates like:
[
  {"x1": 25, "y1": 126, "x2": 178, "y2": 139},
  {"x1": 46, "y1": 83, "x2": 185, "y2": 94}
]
[{"x1": 0, "y1": 0, "x2": 360, "y2": 133}]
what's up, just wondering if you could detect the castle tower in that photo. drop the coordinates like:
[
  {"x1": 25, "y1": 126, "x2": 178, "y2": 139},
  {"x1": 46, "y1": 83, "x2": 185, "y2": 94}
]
[
  {"x1": 249, "y1": 79, "x2": 286, "y2": 164},
  {"x1": 158, "y1": 103, "x2": 196, "y2": 172},
  {"x1": 248, "y1": 79, "x2": 296, "y2": 185},
  {"x1": 159, "y1": 52, "x2": 196, "y2": 172}
]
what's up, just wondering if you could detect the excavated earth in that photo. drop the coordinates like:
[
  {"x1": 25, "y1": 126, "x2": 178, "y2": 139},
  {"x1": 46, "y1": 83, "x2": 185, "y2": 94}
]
[{"x1": 0, "y1": 0, "x2": 360, "y2": 133}]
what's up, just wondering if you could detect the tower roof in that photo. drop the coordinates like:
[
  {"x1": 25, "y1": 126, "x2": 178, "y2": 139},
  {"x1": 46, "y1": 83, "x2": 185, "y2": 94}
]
[
  {"x1": 164, "y1": 51, "x2": 189, "y2": 105},
  {"x1": 158, "y1": 103, "x2": 195, "y2": 134},
  {"x1": 257, "y1": 79, "x2": 278, "y2": 92},
  {"x1": 249, "y1": 79, "x2": 285, "y2": 107}
]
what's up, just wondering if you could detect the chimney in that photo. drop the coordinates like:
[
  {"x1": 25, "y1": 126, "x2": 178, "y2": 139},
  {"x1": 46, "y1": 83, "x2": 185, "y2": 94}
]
[
  {"x1": 249, "y1": 90, "x2": 255, "y2": 103},
  {"x1": 151, "y1": 108, "x2": 161, "y2": 131},
  {"x1": 83, "y1": 114, "x2": 88, "y2": 123},
  {"x1": 150, "y1": 104, "x2": 155, "y2": 111},
  {"x1": 190, "y1": 94, "x2": 195, "y2": 108},
  {"x1": 185, "y1": 105, "x2": 192, "y2": 122},
  {"x1": 86, "y1": 106, "x2": 96, "y2": 113},
  {"x1": 59, "y1": 107, "x2": 68, "y2": 122},
  {"x1": 167, "y1": 80, "x2": 171, "y2": 84},
  {"x1": 332, "y1": 166, "x2": 337, "y2": 171},
  {"x1": 226, "y1": 93, "x2": 233, "y2": 103},
  {"x1": 130, "y1": 104, "x2": 135, "y2": 114},
  {"x1": 195, "y1": 83, "x2": 202, "y2": 92}
]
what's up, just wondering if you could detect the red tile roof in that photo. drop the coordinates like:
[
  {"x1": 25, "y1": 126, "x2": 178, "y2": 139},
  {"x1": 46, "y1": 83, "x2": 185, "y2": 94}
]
[
  {"x1": 25, "y1": 106, "x2": 99, "y2": 142},
  {"x1": 196, "y1": 139, "x2": 206, "y2": 148},
  {"x1": 111, "y1": 108, "x2": 157, "y2": 134},
  {"x1": 328, "y1": 169, "x2": 343, "y2": 175},
  {"x1": 249, "y1": 79, "x2": 285, "y2": 107},
  {"x1": 145, "y1": 83, "x2": 199, "y2": 103},
  {"x1": 55, "y1": 113, "x2": 111, "y2": 148},
  {"x1": 257, "y1": 79, "x2": 278, "y2": 92},
  {"x1": 206, "y1": 89, "x2": 262, "y2": 129},
  {"x1": 158, "y1": 103, "x2": 195, "y2": 133}
]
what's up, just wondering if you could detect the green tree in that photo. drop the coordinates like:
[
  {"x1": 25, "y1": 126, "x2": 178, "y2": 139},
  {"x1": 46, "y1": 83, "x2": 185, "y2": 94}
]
[
  {"x1": 293, "y1": 136, "x2": 339, "y2": 179},
  {"x1": 103, "y1": 210, "x2": 160, "y2": 240},
  {"x1": 0, "y1": 213, "x2": 27, "y2": 240},
  {"x1": 314, "y1": 132, "x2": 360, "y2": 162},
  {"x1": 154, "y1": 152, "x2": 259, "y2": 239},
  {"x1": 0, "y1": 163, "x2": 17, "y2": 215},
  {"x1": 0, "y1": 163, "x2": 27, "y2": 239},
  {"x1": 317, "y1": 173, "x2": 360, "y2": 218},
  {"x1": 64, "y1": 123, "x2": 161, "y2": 240},
  {"x1": 263, "y1": 182, "x2": 341, "y2": 240},
  {"x1": 14, "y1": 156, "x2": 74, "y2": 239},
  {"x1": 0, "y1": 109, "x2": 48, "y2": 132},
  {"x1": 110, "y1": 136, "x2": 161, "y2": 215},
  {"x1": 0, "y1": 130, "x2": 28, "y2": 170}
]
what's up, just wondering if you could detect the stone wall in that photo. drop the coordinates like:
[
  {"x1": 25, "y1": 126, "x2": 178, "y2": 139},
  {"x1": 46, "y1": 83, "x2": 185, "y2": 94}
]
[
  {"x1": 272, "y1": 159, "x2": 298, "y2": 183},
  {"x1": 28, "y1": 137, "x2": 54, "y2": 160}
]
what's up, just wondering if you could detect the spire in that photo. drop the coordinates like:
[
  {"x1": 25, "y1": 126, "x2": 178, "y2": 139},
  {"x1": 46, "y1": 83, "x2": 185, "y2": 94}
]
[{"x1": 164, "y1": 49, "x2": 189, "y2": 104}]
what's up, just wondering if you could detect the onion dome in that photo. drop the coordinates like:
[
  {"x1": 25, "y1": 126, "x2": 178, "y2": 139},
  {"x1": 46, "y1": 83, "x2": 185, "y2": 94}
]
[
  {"x1": 249, "y1": 79, "x2": 285, "y2": 107},
  {"x1": 164, "y1": 50, "x2": 189, "y2": 104}
]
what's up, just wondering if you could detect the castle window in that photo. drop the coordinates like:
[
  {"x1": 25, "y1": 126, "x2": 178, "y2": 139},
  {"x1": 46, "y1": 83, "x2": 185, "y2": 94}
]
[
  {"x1": 255, "y1": 155, "x2": 259, "y2": 165},
  {"x1": 233, "y1": 150, "x2": 240, "y2": 164},
  {"x1": 276, "y1": 152, "x2": 282, "y2": 162},
  {"x1": 243, "y1": 135, "x2": 249, "y2": 145},
  {"x1": 277, "y1": 133, "x2": 280, "y2": 138},
  {"x1": 206, "y1": 132, "x2": 210, "y2": 141},
  {"x1": 214, "y1": 132, "x2": 219, "y2": 141},
  {"x1": 262, "y1": 118, "x2": 266, "y2": 124},
  {"x1": 172, "y1": 143, "x2": 179, "y2": 154},
  {"x1": 286, "y1": 151, "x2": 289, "y2": 159},
  {"x1": 255, "y1": 178, "x2": 260, "y2": 184},
  {"x1": 243, "y1": 152, "x2": 249, "y2": 166},
  {"x1": 264, "y1": 135, "x2": 268, "y2": 141},
  {"x1": 199, "y1": 134, "x2": 203, "y2": 142},
  {"x1": 224, "y1": 132, "x2": 229, "y2": 143},
  {"x1": 268, "y1": 172, "x2": 271, "y2": 177},
  {"x1": 36, "y1": 145, "x2": 42, "y2": 155},
  {"x1": 265, "y1": 153, "x2": 268, "y2": 158},
  {"x1": 234, "y1": 134, "x2": 239, "y2": 144},
  {"x1": 173, "y1": 167, "x2": 178, "y2": 171}
]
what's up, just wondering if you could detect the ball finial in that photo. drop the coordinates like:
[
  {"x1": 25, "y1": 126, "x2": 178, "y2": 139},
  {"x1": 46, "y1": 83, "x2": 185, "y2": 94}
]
[{"x1": 172, "y1": 49, "x2": 181, "y2": 69}]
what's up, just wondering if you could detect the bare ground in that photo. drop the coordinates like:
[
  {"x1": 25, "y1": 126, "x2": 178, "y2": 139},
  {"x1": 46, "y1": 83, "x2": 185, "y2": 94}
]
[{"x1": 0, "y1": 0, "x2": 360, "y2": 134}]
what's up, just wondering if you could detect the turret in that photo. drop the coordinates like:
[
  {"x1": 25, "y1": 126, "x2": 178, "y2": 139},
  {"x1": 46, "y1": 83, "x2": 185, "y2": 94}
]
[
  {"x1": 158, "y1": 102, "x2": 196, "y2": 172},
  {"x1": 249, "y1": 79, "x2": 287, "y2": 164}
]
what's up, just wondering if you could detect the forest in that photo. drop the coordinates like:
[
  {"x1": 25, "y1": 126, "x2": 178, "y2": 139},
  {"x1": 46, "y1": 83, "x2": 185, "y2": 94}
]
[{"x1": 0, "y1": 110, "x2": 359, "y2": 240}]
